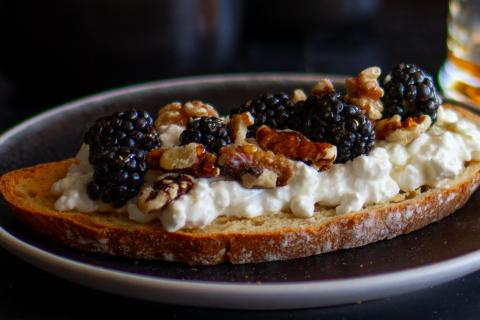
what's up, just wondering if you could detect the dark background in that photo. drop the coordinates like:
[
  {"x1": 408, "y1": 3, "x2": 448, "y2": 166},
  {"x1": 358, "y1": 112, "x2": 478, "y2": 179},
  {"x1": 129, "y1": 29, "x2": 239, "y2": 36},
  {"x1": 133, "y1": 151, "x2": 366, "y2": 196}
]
[
  {"x1": 2, "y1": 0, "x2": 480, "y2": 319},
  {"x1": 0, "y1": 0, "x2": 448, "y2": 130}
]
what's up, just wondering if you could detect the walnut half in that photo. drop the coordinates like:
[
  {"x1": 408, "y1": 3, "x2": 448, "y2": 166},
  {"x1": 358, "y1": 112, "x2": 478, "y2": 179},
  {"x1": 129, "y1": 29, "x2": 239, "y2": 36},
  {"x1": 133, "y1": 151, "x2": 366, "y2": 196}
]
[
  {"x1": 147, "y1": 143, "x2": 220, "y2": 178},
  {"x1": 345, "y1": 66, "x2": 384, "y2": 121},
  {"x1": 217, "y1": 143, "x2": 294, "y2": 188},
  {"x1": 137, "y1": 173, "x2": 194, "y2": 214},
  {"x1": 375, "y1": 114, "x2": 432, "y2": 145},
  {"x1": 256, "y1": 125, "x2": 336, "y2": 171},
  {"x1": 292, "y1": 89, "x2": 307, "y2": 103},
  {"x1": 155, "y1": 100, "x2": 219, "y2": 128},
  {"x1": 229, "y1": 112, "x2": 255, "y2": 145},
  {"x1": 311, "y1": 79, "x2": 335, "y2": 97}
]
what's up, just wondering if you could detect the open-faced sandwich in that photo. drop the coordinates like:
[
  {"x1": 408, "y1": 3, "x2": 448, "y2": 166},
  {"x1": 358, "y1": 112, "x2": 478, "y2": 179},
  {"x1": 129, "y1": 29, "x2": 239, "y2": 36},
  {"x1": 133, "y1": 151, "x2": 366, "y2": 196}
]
[{"x1": 2, "y1": 63, "x2": 480, "y2": 265}]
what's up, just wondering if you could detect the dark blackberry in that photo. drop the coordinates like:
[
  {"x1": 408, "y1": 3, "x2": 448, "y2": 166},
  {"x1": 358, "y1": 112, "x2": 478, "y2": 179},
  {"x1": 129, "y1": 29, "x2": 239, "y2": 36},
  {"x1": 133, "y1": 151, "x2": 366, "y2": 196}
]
[
  {"x1": 291, "y1": 93, "x2": 375, "y2": 163},
  {"x1": 382, "y1": 63, "x2": 442, "y2": 122},
  {"x1": 180, "y1": 116, "x2": 231, "y2": 153},
  {"x1": 85, "y1": 109, "x2": 158, "y2": 152},
  {"x1": 230, "y1": 92, "x2": 295, "y2": 137},
  {"x1": 84, "y1": 109, "x2": 159, "y2": 207}
]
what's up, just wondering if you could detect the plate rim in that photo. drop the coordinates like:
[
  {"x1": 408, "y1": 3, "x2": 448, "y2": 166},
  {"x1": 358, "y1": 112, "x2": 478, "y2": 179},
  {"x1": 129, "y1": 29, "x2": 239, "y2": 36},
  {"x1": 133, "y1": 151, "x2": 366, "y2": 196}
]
[
  {"x1": 0, "y1": 72, "x2": 347, "y2": 143},
  {"x1": 1, "y1": 73, "x2": 480, "y2": 309},
  {"x1": 2, "y1": 222, "x2": 480, "y2": 309}
]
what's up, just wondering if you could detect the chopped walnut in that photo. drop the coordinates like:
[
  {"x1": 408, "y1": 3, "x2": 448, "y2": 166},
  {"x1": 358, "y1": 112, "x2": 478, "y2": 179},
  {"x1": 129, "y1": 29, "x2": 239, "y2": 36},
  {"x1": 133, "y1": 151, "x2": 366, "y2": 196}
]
[
  {"x1": 229, "y1": 112, "x2": 255, "y2": 145},
  {"x1": 345, "y1": 66, "x2": 384, "y2": 121},
  {"x1": 154, "y1": 101, "x2": 219, "y2": 128},
  {"x1": 160, "y1": 143, "x2": 199, "y2": 170},
  {"x1": 256, "y1": 125, "x2": 336, "y2": 171},
  {"x1": 147, "y1": 143, "x2": 220, "y2": 178},
  {"x1": 146, "y1": 148, "x2": 165, "y2": 170},
  {"x1": 240, "y1": 168, "x2": 278, "y2": 189},
  {"x1": 311, "y1": 79, "x2": 335, "y2": 97},
  {"x1": 375, "y1": 114, "x2": 432, "y2": 145},
  {"x1": 217, "y1": 143, "x2": 294, "y2": 188},
  {"x1": 137, "y1": 173, "x2": 194, "y2": 214},
  {"x1": 292, "y1": 89, "x2": 307, "y2": 103}
]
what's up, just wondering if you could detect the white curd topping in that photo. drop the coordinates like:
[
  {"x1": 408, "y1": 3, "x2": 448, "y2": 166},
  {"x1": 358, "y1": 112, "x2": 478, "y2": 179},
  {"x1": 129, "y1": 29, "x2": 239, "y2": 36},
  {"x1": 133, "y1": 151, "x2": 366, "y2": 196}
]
[
  {"x1": 158, "y1": 124, "x2": 184, "y2": 147},
  {"x1": 51, "y1": 144, "x2": 105, "y2": 212},
  {"x1": 382, "y1": 107, "x2": 480, "y2": 191},
  {"x1": 52, "y1": 107, "x2": 480, "y2": 232}
]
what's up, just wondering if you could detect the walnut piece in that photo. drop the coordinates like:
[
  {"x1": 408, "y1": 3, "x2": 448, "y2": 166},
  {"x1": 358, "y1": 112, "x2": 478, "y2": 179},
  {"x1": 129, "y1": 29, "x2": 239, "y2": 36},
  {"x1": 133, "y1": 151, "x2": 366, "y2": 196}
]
[
  {"x1": 155, "y1": 100, "x2": 219, "y2": 128},
  {"x1": 160, "y1": 143, "x2": 199, "y2": 170},
  {"x1": 229, "y1": 112, "x2": 254, "y2": 145},
  {"x1": 137, "y1": 173, "x2": 194, "y2": 214},
  {"x1": 147, "y1": 143, "x2": 220, "y2": 178},
  {"x1": 311, "y1": 79, "x2": 335, "y2": 97},
  {"x1": 217, "y1": 143, "x2": 294, "y2": 188},
  {"x1": 375, "y1": 114, "x2": 432, "y2": 145},
  {"x1": 292, "y1": 89, "x2": 307, "y2": 103},
  {"x1": 345, "y1": 66, "x2": 384, "y2": 121},
  {"x1": 256, "y1": 125, "x2": 336, "y2": 171},
  {"x1": 240, "y1": 168, "x2": 278, "y2": 189}
]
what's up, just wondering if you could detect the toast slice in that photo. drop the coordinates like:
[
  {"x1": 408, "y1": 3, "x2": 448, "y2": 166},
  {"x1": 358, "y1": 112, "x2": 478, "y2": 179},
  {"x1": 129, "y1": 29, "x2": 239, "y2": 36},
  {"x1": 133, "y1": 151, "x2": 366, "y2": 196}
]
[{"x1": 1, "y1": 105, "x2": 480, "y2": 265}]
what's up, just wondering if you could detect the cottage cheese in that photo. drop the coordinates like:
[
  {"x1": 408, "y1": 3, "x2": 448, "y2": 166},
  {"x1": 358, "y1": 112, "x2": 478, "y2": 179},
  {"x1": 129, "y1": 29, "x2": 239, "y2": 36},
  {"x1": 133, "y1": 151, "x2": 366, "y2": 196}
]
[
  {"x1": 51, "y1": 144, "x2": 107, "y2": 212},
  {"x1": 158, "y1": 124, "x2": 184, "y2": 147},
  {"x1": 52, "y1": 107, "x2": 480, "y2": 232},
  {"x1": 382, "y1": 107, "x2": 480, "y2": 191}
]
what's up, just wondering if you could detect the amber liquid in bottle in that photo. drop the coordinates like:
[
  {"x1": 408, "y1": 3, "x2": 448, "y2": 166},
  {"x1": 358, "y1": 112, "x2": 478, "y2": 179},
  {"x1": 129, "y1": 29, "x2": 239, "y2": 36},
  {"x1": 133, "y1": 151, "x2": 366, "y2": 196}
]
[
  {"x1": 446, "y1": 51, "x2": 480, "y2": 105},
  {"x1": 439, "y1": 0, "x2": 480, "y2": 106}
]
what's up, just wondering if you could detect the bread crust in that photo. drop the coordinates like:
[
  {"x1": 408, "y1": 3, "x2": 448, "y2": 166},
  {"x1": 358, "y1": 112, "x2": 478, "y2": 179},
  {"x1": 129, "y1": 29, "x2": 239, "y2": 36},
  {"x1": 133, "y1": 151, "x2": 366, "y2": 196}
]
[{"x1": 1, "y1": 104, "x2": 480, "y2": 265}]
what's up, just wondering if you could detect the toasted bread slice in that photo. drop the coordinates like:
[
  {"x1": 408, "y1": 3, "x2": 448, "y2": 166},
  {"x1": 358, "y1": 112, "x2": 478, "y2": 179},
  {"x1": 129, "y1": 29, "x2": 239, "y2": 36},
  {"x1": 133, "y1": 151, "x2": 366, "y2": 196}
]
[{"x1": 1, "y1": 104, "x2": 480, "y2": 265}]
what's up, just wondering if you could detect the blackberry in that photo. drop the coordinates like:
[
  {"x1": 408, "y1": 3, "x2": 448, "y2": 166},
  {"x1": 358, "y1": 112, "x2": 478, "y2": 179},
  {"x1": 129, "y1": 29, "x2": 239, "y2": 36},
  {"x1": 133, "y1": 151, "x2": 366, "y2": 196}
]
[
  {"x1": 382, "y1": 63, "x2": 441, "y2": 122},
  {"x1": 291, "y1": 93, "x2": 375, "y2": 163},
  {"x1": 230, "y1": 92, "x2": 295, "y2": 137},
  {"x1": 84, "y1": 109, "x2": 159, "y2": 207},
  {"x1": 180, "y1": 116, "x2": 231, "y2": 153},
  {"x1": 85, "y1": 109, "x2": 158, "y2": 152}
]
